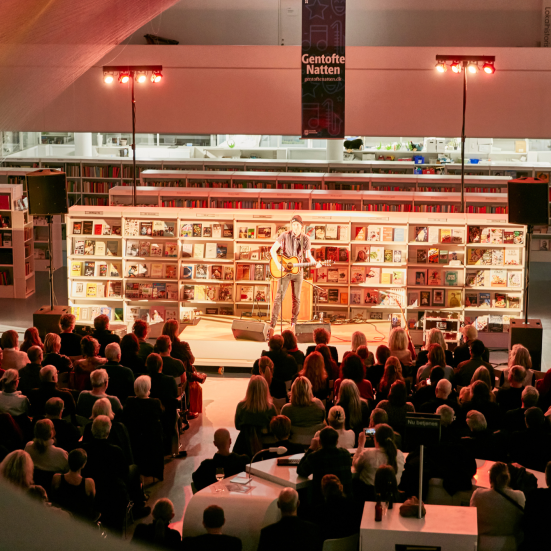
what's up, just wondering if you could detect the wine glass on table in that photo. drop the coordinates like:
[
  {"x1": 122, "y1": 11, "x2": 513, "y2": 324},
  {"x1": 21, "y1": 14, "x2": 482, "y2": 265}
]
[{"x1": 215, "y1": 468, "x2": 225, "y2": 492}]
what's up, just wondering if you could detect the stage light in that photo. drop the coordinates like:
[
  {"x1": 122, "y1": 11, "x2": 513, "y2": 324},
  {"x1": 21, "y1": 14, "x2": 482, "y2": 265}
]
[
  {"x1": 450, "y1": 61, "x2": 461, "y2": 73},
  {"x1": 118, "y1": 72, "x2": 130, "y2": 84},
  {"x1": 483, "y1": 62, "x2": 495, "y2": 74},
  {"x1": 136, "y1": 72, "x2": 147, "y2": 83},
  {"x1": 151, "y1": 71, "x2": 163, "y2": 83},
  {"x1": 103, "y1": 72, "x2": 114, "y2": 84},
  {"x1": 435, "y1": 61, "x2": 447, "y2": 73},
  {"x1": 467, "y1": 62, "x2": 479, "y2": 74}
]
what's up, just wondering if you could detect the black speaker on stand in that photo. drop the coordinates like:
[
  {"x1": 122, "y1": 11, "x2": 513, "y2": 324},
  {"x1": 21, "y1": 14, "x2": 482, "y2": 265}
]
[
  {"x1": 507, "y1": 177, "x2": 547, "y2": 366},
  {"x1": 26, "y1": 169, "x2": 68, "y2": 312}
]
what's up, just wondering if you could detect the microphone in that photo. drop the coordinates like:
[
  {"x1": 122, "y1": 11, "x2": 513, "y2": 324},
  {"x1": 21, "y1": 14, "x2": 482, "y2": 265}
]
[{"x1": 247, "y1": 446, "x2": 288, "y2": 480}]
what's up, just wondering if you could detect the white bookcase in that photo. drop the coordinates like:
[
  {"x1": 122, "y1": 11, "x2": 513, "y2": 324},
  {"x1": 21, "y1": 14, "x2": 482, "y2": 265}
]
[{"x1": 65, "y1": 205, "x2": 525, "y2": 348}]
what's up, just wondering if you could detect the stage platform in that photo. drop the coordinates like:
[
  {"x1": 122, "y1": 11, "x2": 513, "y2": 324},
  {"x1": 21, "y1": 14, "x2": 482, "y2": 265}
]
[{"x1": 179, "y1": 316, "x2": 391, "y2": 369}]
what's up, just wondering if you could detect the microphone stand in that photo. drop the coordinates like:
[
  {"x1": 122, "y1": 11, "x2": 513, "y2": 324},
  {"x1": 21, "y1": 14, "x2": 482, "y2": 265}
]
[{"x1": 232, "y1": 446, "x2": 288, "y2": 484}]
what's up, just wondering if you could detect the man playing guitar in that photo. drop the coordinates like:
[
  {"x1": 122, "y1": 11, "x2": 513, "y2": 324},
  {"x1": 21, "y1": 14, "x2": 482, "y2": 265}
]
[{"x1": 268, "y1": 214, "x2": 321, "y2": 338}]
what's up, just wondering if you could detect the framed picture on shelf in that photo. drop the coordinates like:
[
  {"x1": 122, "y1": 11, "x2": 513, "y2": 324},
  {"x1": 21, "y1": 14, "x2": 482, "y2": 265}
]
[{"x1": 432, "y1": 289, "x2": 445, "y2": 306}]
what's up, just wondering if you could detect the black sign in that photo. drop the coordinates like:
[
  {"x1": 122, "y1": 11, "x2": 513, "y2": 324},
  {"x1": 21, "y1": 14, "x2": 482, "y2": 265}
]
[{"x1": 405, "y1": 413, "x2": 441, "y2": 448}]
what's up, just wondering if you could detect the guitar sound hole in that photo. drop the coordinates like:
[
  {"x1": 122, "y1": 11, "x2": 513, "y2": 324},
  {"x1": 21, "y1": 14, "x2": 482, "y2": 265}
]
[{"x1": 285, "y1": 264, "x2": 292, "y2": 270}]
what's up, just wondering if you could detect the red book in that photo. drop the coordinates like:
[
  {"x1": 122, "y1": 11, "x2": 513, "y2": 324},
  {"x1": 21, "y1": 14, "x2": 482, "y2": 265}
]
[{"x1": 94, "y1": 224, "x2": 102, "y2": 235}]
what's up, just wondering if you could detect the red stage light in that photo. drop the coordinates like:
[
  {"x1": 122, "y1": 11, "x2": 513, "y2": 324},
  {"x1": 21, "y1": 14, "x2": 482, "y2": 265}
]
[
  {"x1": 450, "y1": 62, "x2": 461, "y2": 73},
  {"x1": 483, "y1": 62, "x2": 495, "y2": 74},
  {"x1": 118, "y1": 73, "x2": 130, "y2": 84},
  {"x1": 151, "y1": 71, "x2": 163, "y2": 83}
]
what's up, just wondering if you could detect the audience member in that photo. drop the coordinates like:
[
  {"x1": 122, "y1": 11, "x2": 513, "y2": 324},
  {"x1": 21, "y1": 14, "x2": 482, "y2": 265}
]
[
  {"x1": 356, "y1": 345, "x2": 374, "y2": 371},
  {"x1": 282, "y1": 330, "x2": 305, "y2": 368},
  {"x1": 43, "y1": 397, "x2": 80, "y2": 452},
  {"x1": 376, "y1": 380, "x2": 415, "y2": 436},
  {"x1": 336, "y1": 379, "x2": 370, "y2": 441},
  {"x1": 454, "y1": 340, "x2": 495, "y2": 389},
  {"x1": 0, "y1": 449, "x2": 34, "y2": 490},
  {"x1": 411, "y1": 366, "x2": 445, "y2": 410},
  {"x1": 20, "y1": 327, "x2": 43, "y2": 353},
  {"x1": 257, "y1": 356, "x2": 274, "y2": 393},
  {"x1": 351, "y1": 332, "x2": 374, "y2": 365},
  {"x1": 156, "y1": 335, "x2": 186, "y2": 378},
  {"x1": 470, "y1": 365, "x2": 494, "y2": 390},
  {"x1": 523, "y1": 461, "x2": 551, "y2": 551},
  {"x1": 58, "y1": 314, "x2": 82, "y2": 360},
  {"x1": 299, "y1": 352, "x2": 330, "y2": 402},
  {"x1": 133, "y1": 320, "x2": 154, "y2": 362},
  {"x1": 416, "y1": 343, "x2": 453, "y2": 384},
  {"x1": 415, "y1": 328, "x2": 454, "y2": 369},
  {"x1": 18, "y1": 346, "x2": 43, "y2": 396},
  {"x1": 42, "y1": 333, "x2": 72, "y2": 374},
  {"x1": 458, "y1": 386, "x2": 471, "y2": 406},
  {"x1": 366, "y1": 345, "x2": 390, "y2": 391},
  {"x1": 257, "y1": 488, "x2": 321, "y2": 551},
  {"x1": 312, "y1": 474, "x2": 361, "y2": 540},
  {"x1": 460, "y1": 380, "x2": 502, "y2": 432},
  {"x1": 388, "y1": 328, "x2": 413, "y2": 373},
  {"x1": 454, "y1": 325, "x2": 490, "y2": 366},
  {"x1": 262, "y1": 415, "x2": 305, "y2": 458},
  {"x1": 120, "y1": 333, "x2": 146, "y2": 376},
  {"x1": 103, "y1": 342, "x2": 135, "y2": 404},
  {"x1": 192, "y1": 428, "x2": 248, "y2": 491},
  {"x1": 504, "y1": 386, "x2": 539, "y2": 433},
  {"x1": 133, "y1": 498, "x2": 181, "y2": 550},
  {"x1": 378, "y1": 356, "x2": 404, "y2": 402},
  {"x1": 509, "y1": 407, "x2": 551, "y2": 472},
  {"x1": 470, "y1": 462, "x2": 525, "y2": 549},
  {"x1": 162, "y1": 319, "x2": 199, "y2": 381},
  {"x1": 335, "y1": 352, "x2": 374, "y2": 402},
  {"x1": 183, "y1": 505, "x2": 242, "y2": 551},
  {"x1": 315, "y1": 406, "x2": 355, "y2": 449},
  {"x1": 51, "y1": 448, "x2": 96, "y2": 520},
  {"x1": 496, "y1": 365, "x2": 526, "y2": 414},
  {"x1": 25, "y1": 418, "x2": 68, "y2": 473},
  {"x1": 419, "y1": 378, "x2": 459, "y2": 415},
  {"x1": 1, "y1": 330, "x2": 29, "y2": 371},
  {"x1": 306, "y1": 327, "x2": 338, "y2": 364},
  {"x1": 92, "y1": 314, "x2": 120, "y2": 357},
  {"x1": 76, "y1": 368, "x2": 122, "y2": 419},
  {"x1": 353, "y1": 423, "x2": 405, "y2": 500},
  {"x1": 29, "y1": 366, "x2": 76, "y2": 421},
  {"x1": 460, "y1": 411, "x2": 493, "y2": 461},
  {"x1": 73, "y1": 336, "x2": 107, "y2": 392},
  {"x1": 500, "y1": 344, "x2": 535, "y2": 388},
  {"x1": 363, "y1": 408, "x2": 403, "y2": 450},
  {"x1": 234, "y1": 376, "x2": 277, "y2": 457},
  {"x1": 297, "y1": 427, "x2": 353, "y2": 499},
  {"x1": 122, "y1": 375, "x2": 165, "y2": 481},
  {"x1": 537, "y1": 368, "x2": 551, "y2": 412},
  {"x1": 0, "y1": 369, "x2": 30, "y2": 417},
  {"x1": 316, "y1": 343, "x2": 339, "y2": 381},
  {"x1": 280, "y1": 376, "x2": 326, "y2": 431}
]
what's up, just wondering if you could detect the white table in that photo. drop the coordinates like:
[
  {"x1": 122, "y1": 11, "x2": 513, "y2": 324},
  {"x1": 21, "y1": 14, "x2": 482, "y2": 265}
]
[
  {"x1": 182, "y1": 473, "x2": 283, "y2": 551},
  {"x1": 360, "y1": 503, "x2": 478, "y2": 551},
  {"x1": 248, "y1": 453, "x2": 311, "y2": 490}
]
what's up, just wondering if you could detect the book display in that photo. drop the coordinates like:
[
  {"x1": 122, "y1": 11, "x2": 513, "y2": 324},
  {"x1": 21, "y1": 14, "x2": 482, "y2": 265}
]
[{"x1": 66, "y1": 205, "x2": 526, "y2": 347}]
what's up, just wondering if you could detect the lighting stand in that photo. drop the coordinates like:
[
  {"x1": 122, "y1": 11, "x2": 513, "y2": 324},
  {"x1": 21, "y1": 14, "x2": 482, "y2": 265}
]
[
  {"x1": 524, "y1": 225, "x2": 533, "y2": 324},
  {"x1": 47, "y1": 214, "x2": 54, "y2": 310},
  {"x1": 460, "y1": 66, "x2": 467, "y2": 213},
  {"x1": 131, "y1": 75, "x2": 137, "y2": 207}
]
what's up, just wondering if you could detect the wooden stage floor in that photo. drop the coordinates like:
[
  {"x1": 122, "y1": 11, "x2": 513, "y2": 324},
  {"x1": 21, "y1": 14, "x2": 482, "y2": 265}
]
[{"x1": 179, "y1": 315, "x2": 391, "y2": 369}]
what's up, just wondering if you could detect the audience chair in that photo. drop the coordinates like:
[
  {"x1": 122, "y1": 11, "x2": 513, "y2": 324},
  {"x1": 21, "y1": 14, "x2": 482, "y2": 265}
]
[{"x1": 322, "y1": 533, "x2": 359, "y2": 551}]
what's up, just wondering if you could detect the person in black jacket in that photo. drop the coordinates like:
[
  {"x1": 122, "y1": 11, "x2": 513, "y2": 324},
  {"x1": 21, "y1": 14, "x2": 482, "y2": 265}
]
[
  {"x1": 523, "y1": 461, "x2": 551, "y2": 551},
  {"x1": 29, "y1": 366, "x2": 76, "y2": 423},
  {"x1": 182, "y1": 505, "x2": 242, "y2": 551},
  {"x1": 192, "y1": 428, "x2": 248, "y2": 491},
  {"x1": 509, "y1": 407, "x2": 551, "y2": 472},
  {"x1": 504, "y1": 386, "x2": 539, "y2": 433},
  {"x1": 103, "y1": 343, "x2": 135, "y2": 405},
  {"x1": 18, "y1": 346, "x2": 43, "y2": 396},
  {"x1": 453, "y1": 325, "x2": 490, "y2": 367},
  {"x1": 453, "y1": 340, "x2": 495, "y2": 389},
  {"x1": 92, "y1": 314, "x2": 121, "y2": 357},
  {"x1": 258, "y1": 488, "x2": 321, "y2": 551},
  {"x1": 42, "y1": 333, "x2": 72, "y2": 375},
  {"x1": 306, "y1": 327, "x2": 338, "y2": 364},
  {"x1": 132, "y1": 498, "x2": 181, "y2": 551},
  {"x1": 43, "y1": 397, "x2": 80, "y2": 453},
  {"x1": 155, "y1": 336, "x2": 186, "y2": 378}
]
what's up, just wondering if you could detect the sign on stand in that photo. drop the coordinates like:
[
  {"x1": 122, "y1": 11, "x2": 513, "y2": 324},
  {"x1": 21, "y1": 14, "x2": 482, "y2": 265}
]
[{"x1": 301, "y1": 0, "x2": 346, "y2": 139}]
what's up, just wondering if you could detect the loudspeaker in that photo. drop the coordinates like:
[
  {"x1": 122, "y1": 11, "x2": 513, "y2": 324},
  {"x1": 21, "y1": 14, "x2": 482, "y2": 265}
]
[
  {"x1": 33, "y1": 305, "x2": 70, "y2": 339},
  {"x1": 295, "y1": 322, "x2": 331, "y2": 343},
  {"x1": 507, "y1": 178, "x2": 549, "y2": 225},
  {"x1": 26, "y1": 169, "x2": 68, "y2": 215},
  {"x1": 232, "y1": 319, "x2": 269, "y2": 342},
  {"x1": 510, "y1": 318, "x2": 543, "y2": 371}
]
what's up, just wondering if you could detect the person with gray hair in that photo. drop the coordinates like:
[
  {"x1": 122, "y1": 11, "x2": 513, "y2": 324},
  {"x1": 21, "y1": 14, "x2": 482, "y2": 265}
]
[
  {"x1": 76, "y1": 368, "x2": 122, "y2": 420},
  {"x1": 103, "y1": 342, "x2": 135, "y2": 405},
  {"x1": 453, "y1": 325, "x2": 489, "y2": 366},
  {"x1": 44, "y1": 397, "x2": 80, "y2": 452},
  {"x1": 460, "y1": 410, "x2": 493, "y2": 460},
  {"x1": 419, "y1": 378, "x2": 460, "y2": 416},
  {"x1": 29, "y1": 365, "x2": 76, "y2": 422},
  {"x1": 504, "y1": 385, "x2": 540, "y2": 433},
  {"x1": 257, "y1": 487, "x2": 321, "y2": 551},
  {"x1": 436, "y1": 404, "x2": 455, "y2": 427},
  {"x1": 0, "y1": 369, "x2": 30, "y2": 417}
]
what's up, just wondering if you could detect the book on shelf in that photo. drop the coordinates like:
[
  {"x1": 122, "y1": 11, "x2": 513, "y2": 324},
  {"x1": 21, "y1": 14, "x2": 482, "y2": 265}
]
[
  {"x1": 150, "y1": 263, "x2": 163, "y2": 278},
  {"x1": 72, "y1": 281, "x2": 86, "y2": 297},
  {"x1": 140, "y1": 222, "x2": 152, "y2": 236},
  {"x1": 126, "y1": 241, "x2": 139, "y2": 257},
  {"x1": 354, "y1": 227, "x2": 366, "y2": 240},
  {"x1": 439, "y1": 250, "x2": 448, "y2": 264},
  {"x1": 490, "y1": 228, "x2": 503, "y2": 244},
  {"x1": 384, "y1": 249, "x2": 393, "y2": 263},
  {"x1": 165, "y1": 265, "x2": 177, "y2": 279},
  {"x1": 217, "y1": 245, "x2": 228, "y2": 259},
  {"x1": 181, "y1": 243, "x2": 193, "y2": 258},
  {"x1": 195, "y1": 264, "x2": 208, "y2": 279},
  {"x1": 504, "y1": 248, "x2": 520, "y2": 265},
  {"x1": 492, "y1": 249, "x2": 504, "y2": 265},
  {"x1": 325, "y1": 224, "x2": 338, "y2": 240},
  {"x1": 507, "y1": 294, "x2": 521, "y2": 309},
  {"x1": 394, "y1": 227, "x2": 405, "y2": 242},
  {"x1": 440, "y1": 229, "x2": 452, "y2": 243},
  {"x1": 452, "y1": 229, "x2": 464, "y2": 244},
  {"x1": 82, "y1": 221, "x2": 93, "y2": 235},
  {"x1": 490, "y1": 269, "x2": 507, "y2": 287},
  {"x1": 479, "y1": 293, "x2": 491, "y2": 307},
  {"x1": 370, "y1": 246, "x2": 384, "y2": 263},
  {"x1": 382, "y1": 227, "x2": 393, "y2": 242},
  {"x1": 416, "y1": 249, "x2": 427, "y2": 263},
  {"x1": 202, "y1": 225, "x2": 212, "y2": 238},
  {"x1": 211, "y1": 265, "x2": 223, "y2": 280},
  {"x1": 223, "y1": 224, "x2": 234, "y2": 238},
  {"x1": 165, "y1": 242, "x2": 178, "y2": 258},
  {"x1": 493, "y1": 293, "x2": 506, "y2": 308},
  {"x1": 428, "y1": 248, "x2": 439, "y2": 264},
  {"x1": 465, "y1": 293, "x2": 478, "y2": 307},
  {"x1": 70, "y1": 261, "x2": 82, "y2": 276},
  {"x1": 338, "y1": 225, "x2": 349, "y2": 241},
  {"x1": 139, "y1": 241, "x2": 150, "y2": 257},
  {"x1": 152, "y1": 221, "x2": 165, "y2": 236},
  {"x1": 408, "y1": 291, "x2": 419, "y2": 307},
  {"x1": 108, "y1": 281, "x2": 122, "y2": 298},
  {"x1": 124, "y1": 219, "x2": 139, "y2": 237},
  {"x1": 193, "y1": 223, "x2": 202, "y2": 237},
  {"x1": 224, "y1": 266, "x2": 234, "y2": 280},
  {"x1": 73, "y1": 240, "x2": 85, "y2": 255},
  {"x1": 106, "y1": 241, "x2": 118, "y2": 256},
  {"x1": 365, "y1": 267, "x2": 380, "y2": 284},
  {"x1": 393, "y1": 250, "x2": 402, "y2": 263},
  {"x1": 193, "y1": 243, "x2": 205, "y2": 258},
  {"x1": 219, "y1": 284, "x2": 233, "y2": 301},
  {"x1": 84, "y1": 261, "x2": 95, "y2": 277},
  {"x1": 73, "y1": 222, "x2": 82, "y2": 235},
  {"x1": 351, "y1": 266, "x2": 364, "y2": 283},
  {"x1": 167, "y1": 283, "x2": 178, "y2": 300},
  {"x1": 237, "y1": 264, "x2": 251, "y2": 280},
  {"x1": 150, "y1": 243, "x2": 163, "y2": 257},
  {"x1": 428, "y1": 269, "x2": 441, "y2": 286},
  {"x1": 205, "y1": 243, "x2": 217, "y2": 259},
  {"x1": 212, "y1": 224, "x2": 222, "y2": 238},
  {"x1": 328, "y1": 288, "x2": 339, "y2": 302},
  {"x1": 181, "y1": 223, "x2": 193, "y2": 237},
  {"x1": 381, "y1": 271, "x2": 392, "y2": 284},
  {"x1": 415, "y1": 227, "x2": 428, "y2": 242},
  {"x1": 415, "y1": 270, "x2": 427, "y2": 286},
  {"x1": 239, "y1": 285, "x2": 254, "y2": 301},
  {"x1": 314, "y1": 226, "x2": 325, "y2": 240},
  {"x1": 183, "y1": 285, "x2": 195, "y2": 300},
  {"x1": 109, "y1": 263, "x2": 120, "y2": 278},
  {"x1": 444, "y1": 270, "x2": 459, "y2": 286},
  {"x1": 367, "y1": 226, "x2": 380, "y2": 241},
  {"x1": 446, "y1": 290, "x2": 462, "y2": 307},
  {"x1": 350, "y1": 289, "x2": 361, "y2": 304}
]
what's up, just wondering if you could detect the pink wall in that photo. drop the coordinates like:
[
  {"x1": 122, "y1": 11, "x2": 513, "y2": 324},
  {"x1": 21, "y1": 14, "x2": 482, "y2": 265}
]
[{"x1": 35, "y1": 45, "x2": 551, "y2": 138}]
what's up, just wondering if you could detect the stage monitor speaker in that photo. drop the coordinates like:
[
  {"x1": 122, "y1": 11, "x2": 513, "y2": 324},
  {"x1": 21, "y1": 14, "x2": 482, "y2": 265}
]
[
  {"x1": 507, "y1": 178, "x2": 549, "y2": 225},
  {"x1": 295, "y1": 322, "x2": 331, "y2": 343},
  {"x1": 510, "y1": 318, "x2": 543, "y2": 371},
  {"x1": 33, "y1": 305, "x2": 70, "y2": 340},
  {"x1": 26, "y1": 169, "x2": 68, "y2": 215},
  {"x1": 232, "y1": 319, "x2": 269, "y2": 342}
]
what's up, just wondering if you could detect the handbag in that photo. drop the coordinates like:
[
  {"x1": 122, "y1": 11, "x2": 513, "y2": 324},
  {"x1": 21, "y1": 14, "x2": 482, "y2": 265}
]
[{"x1": 188, "y1": 380, "x2": 203, "y2": 413}]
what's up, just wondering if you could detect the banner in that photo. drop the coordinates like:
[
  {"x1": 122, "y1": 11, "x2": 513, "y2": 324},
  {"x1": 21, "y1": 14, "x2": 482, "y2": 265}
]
[{"x1": 301, "y1": 0, "x2": 346, "y2": 139}]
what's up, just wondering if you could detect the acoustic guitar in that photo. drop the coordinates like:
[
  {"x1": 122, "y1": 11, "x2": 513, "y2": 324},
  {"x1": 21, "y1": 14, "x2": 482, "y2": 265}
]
[{"x1": 269, "y1": 253, "x2": 333, "y2": 279}]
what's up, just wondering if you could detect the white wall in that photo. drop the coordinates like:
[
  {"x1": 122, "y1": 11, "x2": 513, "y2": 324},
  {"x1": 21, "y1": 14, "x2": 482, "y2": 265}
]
[
  {"x1": 127, "y1": 0, "x2": 543, "y2": 47},
  {"x1": 25, "y1": 45, "x2": 551, "y2": 138}
]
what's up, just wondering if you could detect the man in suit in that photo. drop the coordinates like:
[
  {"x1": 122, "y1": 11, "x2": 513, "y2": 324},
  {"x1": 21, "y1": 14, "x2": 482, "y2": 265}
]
[
  {"x1": 453, "y1": 339, "x2": 495, "y2": 388},
  {"x1": 182, "y1": 505, "x2": 242, "y2": 551},
  {"x1": 257, "y1": 488, "x2": 322, "y2": 551},
  {"x1": 306, "y1": 328, "x2": 338, "y2": 364},
  {"x1": 453, "y1": 325, "x2": 489, "y2": 367},
  {"x1": 103, "y1": 343, "x2": 135, "y2": 405}
]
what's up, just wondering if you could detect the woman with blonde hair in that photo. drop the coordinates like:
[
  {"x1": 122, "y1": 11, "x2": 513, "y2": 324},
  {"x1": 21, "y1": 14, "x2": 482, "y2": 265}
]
[
  {"x1": 299, "y1": 352, "x2": 330, "y2": 401},
  {"x1": 500, "y1": 344, "x2": 535, "y2": 388},
  {"x1": 389, "y1": 327, "x2": 413, "y2": 366},
  {"x1": 336, "y1": 379, "x2": 370, "y2": 442},
  {"x1": 415, "y1": 328, "x2": 454, "y2": 368},
  {"x1": 471, "y1": 366, "x2": 495, "y2": 398},
  {"x1": 378, "y1": 356, "x2": 404, "y2": 402},
  {"x1": 281, "y1": 376, "x2": 326, "y2": 428},
  {"x1": 258, "y1": 356, "x2": 274, "y2": 389},
  {"x1": 416, "y1": 343, "x2": 454, "y2": 385},
  {"x1": 73, "y1": 336, "x2": 107, "y2": 392},
  {"x1": 133, "y1": 498, "x2": 181, "y2": 549},
  {"x1": 315, "y1": 405, "x2": 355, "y2": 448},
  {"x1": 42, "y1": 333, "x2": 72, "y2": 375},
  {"x1": 234, "y1": 375, "x2": 277, "y2": 456},
  {"x1": 0, "y1": 449, "x2": 34, "y2": 489},
  {"x1": 24, "y1": 418, "x2": 68, "y2": 473}
]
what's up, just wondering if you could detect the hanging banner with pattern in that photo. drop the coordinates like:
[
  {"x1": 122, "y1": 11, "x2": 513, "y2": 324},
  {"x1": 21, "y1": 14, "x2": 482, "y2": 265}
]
[{"x1": 301, "y1": 0, "x2": 346, "y2": 139}]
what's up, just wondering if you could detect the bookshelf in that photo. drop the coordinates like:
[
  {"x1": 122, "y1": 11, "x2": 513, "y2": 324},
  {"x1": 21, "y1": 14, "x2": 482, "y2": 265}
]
[{"x1": 66, "y1": 205, "x2": 526, "y2": 348}]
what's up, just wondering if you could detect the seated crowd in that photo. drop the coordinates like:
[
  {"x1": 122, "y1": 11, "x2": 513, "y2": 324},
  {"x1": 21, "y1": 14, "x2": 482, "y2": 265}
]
[{"x1": 0, "y1": 314, "x2": 204, "y2": 535}]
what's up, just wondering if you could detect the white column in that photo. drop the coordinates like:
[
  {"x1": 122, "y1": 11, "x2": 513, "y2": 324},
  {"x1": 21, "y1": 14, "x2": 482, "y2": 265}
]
[
  {"x1": 326, "y1": 139, "x2": 344, "y2": 162},
  {"x1": 74, "y1": 132, "x2": 93, "y2": 157}
]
